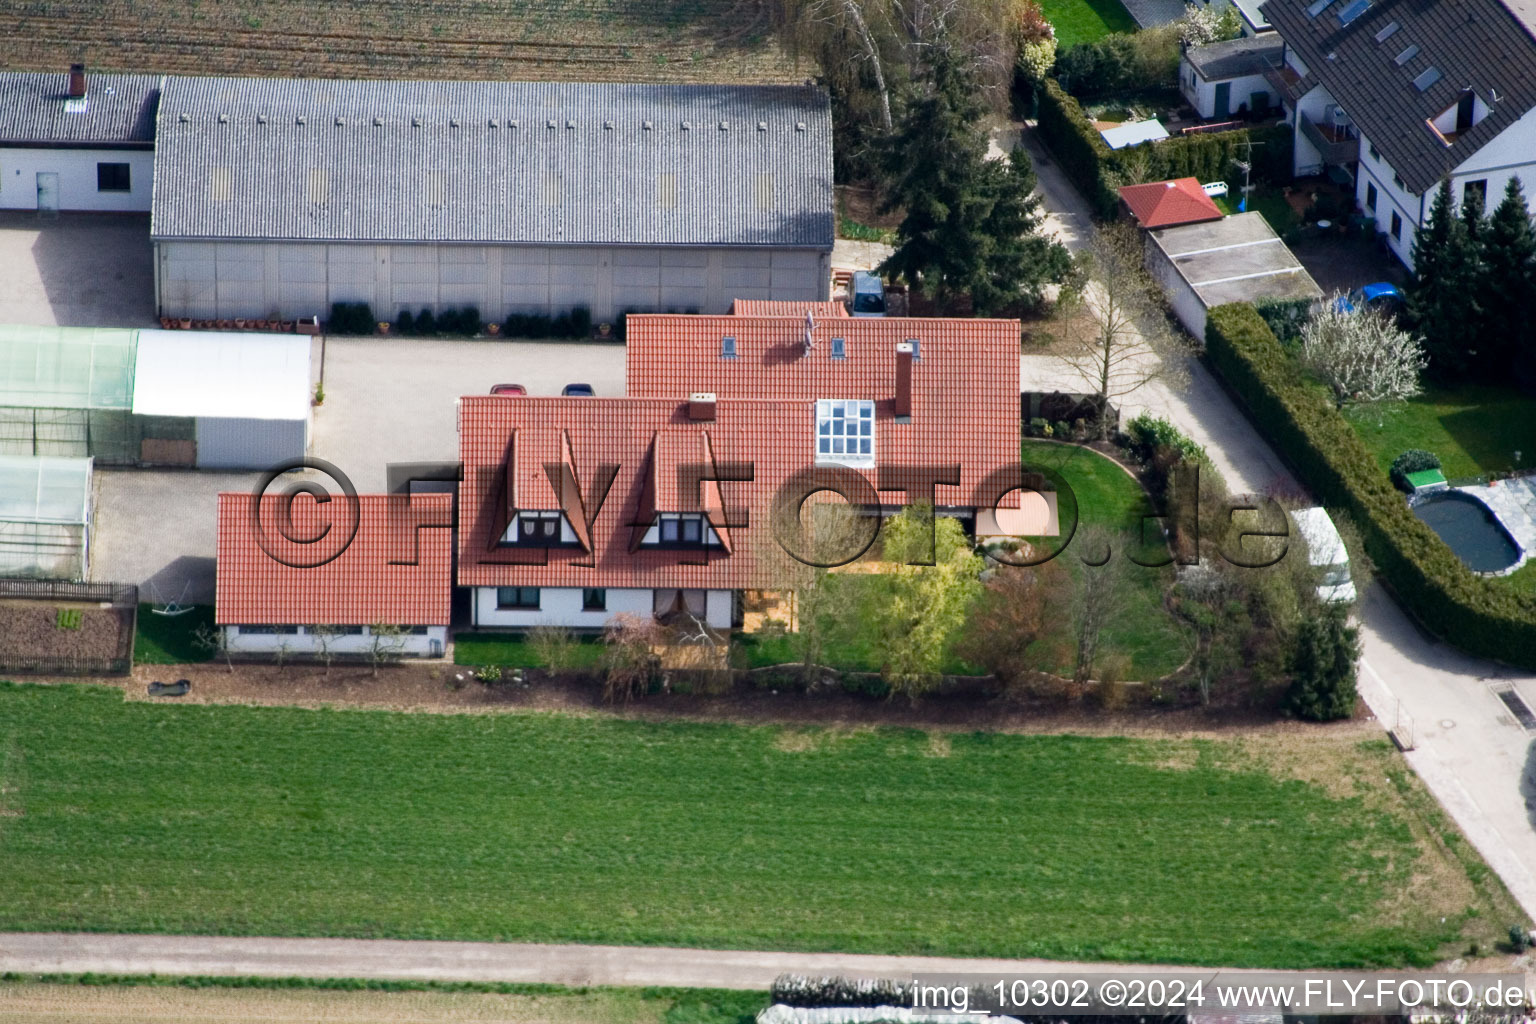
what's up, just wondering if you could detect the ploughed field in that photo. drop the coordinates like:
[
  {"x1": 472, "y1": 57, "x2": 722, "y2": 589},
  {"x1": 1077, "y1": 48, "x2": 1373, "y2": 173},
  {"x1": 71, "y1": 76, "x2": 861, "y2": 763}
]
[
  {"x1": 0, "y1": 0, "x2": 801, "y2": 85},
  {"x1": 0, "y1": 682, "x2": 1512, "y2": 967}
]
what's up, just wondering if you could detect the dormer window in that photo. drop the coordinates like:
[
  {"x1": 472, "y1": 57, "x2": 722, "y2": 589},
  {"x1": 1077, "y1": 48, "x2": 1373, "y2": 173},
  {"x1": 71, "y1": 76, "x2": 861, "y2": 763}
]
[
  {"x1": 720, "y1": 336, "x2": 737, "y2": 359},
  {"x1": 1431, "y1": 90, "x2": 1488, "y2": 141},
  {"x1": 815, "y1": 399, "x2": 874, "y2": 467},
  {"x1": 640, "y1": 513, "x2": 721, "y2": 548},
  {"x1": 502, "y1": 510, "x2": 577, "y2": 547}
]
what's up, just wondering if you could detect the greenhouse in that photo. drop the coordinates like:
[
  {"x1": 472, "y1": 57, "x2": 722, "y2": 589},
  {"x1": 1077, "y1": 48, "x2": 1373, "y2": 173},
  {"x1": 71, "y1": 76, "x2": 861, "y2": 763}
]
[
  {"x1": 0, "y1": 455, "x2": 93, "y2": 580},
  {"x1": 0, "y1": 324, "x2": 139, "y2": 463}
]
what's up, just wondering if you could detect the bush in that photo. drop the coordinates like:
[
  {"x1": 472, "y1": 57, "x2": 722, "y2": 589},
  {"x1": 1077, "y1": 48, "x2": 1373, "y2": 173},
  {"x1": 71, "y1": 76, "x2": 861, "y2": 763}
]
[
  {"x1": 1253, "y1": 297, "x2": 1311, "y2": 346},
  {"x1": 551, "y1": 312, "x2": 573, "y2": 338},
  {"x1": 1125, "y1": 412, "x2": 1206, "y2": 464},
  {"x1": 1283, "y1": 604, "x2": 1360, "y2": 720},
  {"x1": 1204, "y1": 303, "x2": 1536, "y2": 668},
  {"x1": 460, "y1": 306, "x2": 481, "y2": 335},
  {"x1": 1390, "y1": 449, "x2": 1442, "y2": 492},
  {"x1": 415, "y1": 308, "x2": 436, "y2": 335},
  {"x1": 570, "y1": 305, "x2": 592, "y2": 337},
  {"x1": 395, "y1": 309, "x2": 415, "y2": 334},
  {"x1": 1054, "y1": 34, "x2": 1137, "y2": 99},
  {"x1": 327, "y1": 301, "x2": 375, "y2": 335}
]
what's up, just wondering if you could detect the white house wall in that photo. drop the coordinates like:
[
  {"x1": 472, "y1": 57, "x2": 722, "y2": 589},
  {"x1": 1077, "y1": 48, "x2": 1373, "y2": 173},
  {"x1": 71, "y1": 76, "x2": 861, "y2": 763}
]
[
  {"x1": 1142, "y1": 238, "x2": 1209, "y2": 341},
  {"x1": 223, "y1": 624, "x2": 447, "y2": 657},
  {"x1": 0, "y1": 147, "x2": 154, "y2": 212},
  {"x1": 472, "y1": 586, "x2": 732, "y2": 629},
  {"x1": 156, "y1": 241, "x2": 831, "y2": 322},
  {"x1": 1355, "y1": 132, "x2": 1427, "y2": 269},
  {"x1": 1180, "y1": 61, "x2": 1275, "y2": 120}
]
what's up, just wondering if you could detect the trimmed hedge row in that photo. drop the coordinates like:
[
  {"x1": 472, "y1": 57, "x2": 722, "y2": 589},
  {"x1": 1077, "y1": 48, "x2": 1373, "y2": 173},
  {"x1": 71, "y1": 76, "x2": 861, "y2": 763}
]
[
  {"x1": 1036, "y1": 78, "x2": 1292, "y2": 218},
  {"x1": 1203, "y1": 303, "x2": 1536, "y2": 668}
]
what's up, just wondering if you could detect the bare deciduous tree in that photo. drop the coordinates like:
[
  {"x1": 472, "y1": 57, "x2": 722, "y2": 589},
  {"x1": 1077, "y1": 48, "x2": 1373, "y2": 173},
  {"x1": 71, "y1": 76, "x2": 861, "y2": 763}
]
[
  {"x1": 1056, "y1": 223, "x2": 1184, "y2": 439},
  {"x1": 1071, "y1": 526, "x2": 1133, "y2": 686},
  {"x1": 600, "y1": 613, "x2": 662, "y2": 704},
  {"x1": 309, "y1": 624, "x2": 343, "y2": 675},
  {"x1": 192, "y1": 621, "x2": 233, "y2": 673},
  {"x1": 527, "y1": 624, "x2": 578, "y2": 675},
  {"x1": 366, "y1": 623, "x2": 408, "y2": 677},
  {"x1": 1299, "y1": 301, "x2": 1427, "y2": 409}
]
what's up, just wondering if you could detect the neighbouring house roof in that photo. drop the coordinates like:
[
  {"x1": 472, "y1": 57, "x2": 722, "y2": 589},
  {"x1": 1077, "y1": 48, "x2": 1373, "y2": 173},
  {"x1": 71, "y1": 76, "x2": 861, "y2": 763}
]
[
  {"x1": 730, "y1": 299, "x2": 848, "y2": 317},
  {"x1": 0, "y1": 70, "x2": 160, "y2": 146},
  {"x1": 216, "y1": 493, "x2": 452, "y2": 626},
  {"x1": 1119, "y1": 178, "x2": 1226, "y2": 228},
  {"x1": 151, "y1": 76, "x2": 834, "y2": 248},
  {"x1": 1185, "y1": 35, "x2": 1284, "y2": 80},
  {"x1": 1232, "y1": 0, "x2": 1273, "y2": 30},
  {"x1": 624, "y1": 314, "x2": 1021, "y2": 508},
  {"x1": 131, "y1": 330, "x2": 311, "y2": 421},
  {"x1": 0, "y1": 324, "x2": 137, "y2": 411},
  {"x1": 1263, "y1": 0, "x2": 1536, "y2": 195},
  {"x1": 1099, "y1": 118, "x2": 1171, "y2": 150},
  {"x1": 1149, "y1": 211, "x2": 1323, "y2": 308}
]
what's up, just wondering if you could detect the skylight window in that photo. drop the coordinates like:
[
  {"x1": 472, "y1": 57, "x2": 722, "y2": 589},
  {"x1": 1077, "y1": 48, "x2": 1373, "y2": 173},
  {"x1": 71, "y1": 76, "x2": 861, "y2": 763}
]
[
  {"x1": 1374, "y1": 20, "x2": 1399, "y2": 41},
  {"x1": 720, "y1": 336, "x2": 737, "y2": 359},
  {"x1": 1413, "y1": 66, "x2": 1443, "y2": 91},
  {"x1": 815, "y1": 399, "x2": 874, "y2": 466},
  {"x1": 830, "y1": 337, "x2": 846, "y2": 359},
  {"x1": 1306, "y1": 0, "x2": 1336, "y2": 15},
  {"x1": 907, "y1": 338, "x2": 921, "y2": 360},
  {"x1": 1394, "y1": 44, "x2": 1419, "y2": 66},
  {"x1": 1338, "y1": 0, "x2": 1371, "y2": 23}
]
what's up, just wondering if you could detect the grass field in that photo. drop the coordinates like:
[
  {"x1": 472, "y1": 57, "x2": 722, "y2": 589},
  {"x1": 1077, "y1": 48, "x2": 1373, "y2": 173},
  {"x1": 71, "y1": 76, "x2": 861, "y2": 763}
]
[
  {"x1": 1042, "y1": 0, "x2": 1137, "y2": 49},
  {"x1": 0, "y1": 978, "x2": 762, "y2": 1024},
  {"x1": 0, "y1": 0, "x2": 801, "y2": 86},
  {"x1": 1344, "y1": 384, "x2": 1536, "y2": 482},
  {"x1": 1, "y1": 680, "x2": 1509, "y2": 967},
  {"x1": 132, "y1": 604, "x2": 215, "y2": 665},
  {"x1": 454, "y1": 633, "x2": 605, "y2": 669},
  {"x1": 1215, "y1": 188, "x2": 1301, "y2": 237}
]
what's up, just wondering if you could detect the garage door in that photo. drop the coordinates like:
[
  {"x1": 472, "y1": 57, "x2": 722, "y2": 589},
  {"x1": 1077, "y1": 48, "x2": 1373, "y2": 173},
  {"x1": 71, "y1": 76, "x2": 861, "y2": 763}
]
[{"x1": 195, "y1": 416, "x2": 307, "y2": 470}]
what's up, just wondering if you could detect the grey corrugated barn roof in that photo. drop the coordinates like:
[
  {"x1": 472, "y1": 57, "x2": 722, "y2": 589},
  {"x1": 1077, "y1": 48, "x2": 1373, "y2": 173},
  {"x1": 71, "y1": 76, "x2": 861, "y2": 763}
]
[
  {"x1": 0, "y1": 71, "x2": 160, "y2": 146},
  {"x1": 1262, "y1": 0, "x2": 1536, "y2": 194},
  {"x1": 151, "y1": 76, "x2": 834, "y2": 249},
  {"x1": 1186, "y1": 35, "x2": 1285, "y2": 80}
]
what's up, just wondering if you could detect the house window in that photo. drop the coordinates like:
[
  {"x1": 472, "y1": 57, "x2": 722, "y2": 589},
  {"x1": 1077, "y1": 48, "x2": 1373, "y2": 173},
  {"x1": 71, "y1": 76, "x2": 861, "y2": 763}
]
[
  {"x1": 815, "y1": 399, "x2": 874, "y2": 466},
  {"x1": 1390, "y1": 211, "x2": 1402, "y2": 239},
  {"x1": 1369, "y1": 143, "x2": 1380, "y2": 161},
  {"x1": 649, "y1": 513, "x2": 712, "y2": 547},
  {"x1": 830, "y1": 337, "x2": 846, "y2": 359},
  {"x1": 1366, "y1": 183, "x2": 1378, "y2": 211},
  {"x1": 238, "y1": 624, "x2": 299, "y2": 634},
  {"x1": 582, "y1": 588, "x2": 607, "y2": 611},
  {"x1": 1393, "y1": 172, "x2": 1405, "y2": 189},
  {"x1": 496, "y1": 586, "x2": 540, "y2": 610},
  {"x1": 304, "y1": 624, "x2": 364, "y2": 635},
  {"x1": 404, "y1": 625, "x2": 430, "y2": 635},
  {"x1": 720, "y1": 336, "x2": 737, "y2": 358},
  {"x1": 507, "y1": 511, "x2": 569, "y2": 546},
  {"x1": 96, "y1": 162, "x2": 130, "y2": 192},
  {"x1": 1463, "y1": 179, "x2": 1487, "y2": 208}
]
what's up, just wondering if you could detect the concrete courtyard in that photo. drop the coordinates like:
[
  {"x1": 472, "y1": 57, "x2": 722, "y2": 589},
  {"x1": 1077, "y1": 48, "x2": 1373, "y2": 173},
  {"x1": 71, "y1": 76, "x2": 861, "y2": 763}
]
[{"x1": 0, "y1": 211, "x2": 154, "y2": 326}]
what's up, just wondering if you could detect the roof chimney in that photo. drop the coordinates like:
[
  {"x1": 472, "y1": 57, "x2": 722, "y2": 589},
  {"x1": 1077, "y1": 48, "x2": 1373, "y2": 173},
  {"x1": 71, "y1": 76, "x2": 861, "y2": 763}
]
[
  {"x1": 894, "y1": 343, "x2": 913, "y2": 421},
  {"x1": 688, "y1": 392, "x2": 717, "y2": 421},
  {"x1": 68, "y1": 63, "x2": 86, "y2": 99}
]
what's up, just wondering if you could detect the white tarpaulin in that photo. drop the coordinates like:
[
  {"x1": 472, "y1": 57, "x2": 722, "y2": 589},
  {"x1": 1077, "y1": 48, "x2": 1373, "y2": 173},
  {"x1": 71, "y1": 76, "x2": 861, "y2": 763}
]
[
  {"x1": 1099, "y1": 117, "x2": 1171, "y2": 150},
  {"x1": 131, "y1": 331, "x2": 311, "y2": 421}
]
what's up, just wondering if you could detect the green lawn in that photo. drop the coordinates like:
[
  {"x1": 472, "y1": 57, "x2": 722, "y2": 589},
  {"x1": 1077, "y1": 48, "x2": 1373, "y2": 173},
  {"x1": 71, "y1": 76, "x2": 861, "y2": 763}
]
[
  {"x1": 1345, "y1": 385, "x2": 1536, "y2": 481},
  {"x1": 454, "y1": 633, "x2": 605, "y2": 669},
  {"x1": 0, "y1": 681, "x2": 1507, "y2": 966},
  {"x1": 1020, "y1": 439, "x2": 1190, "y2": 678},
  {"x1": 1215, "y1": 187, "x2": 1300, "y2": 236},
  {"x1": 1042, "y1": 0, "x2": 1136, "y2": 48},
  {"x1": 133, "y1": 604, "x2": 216, "y2": 664}
]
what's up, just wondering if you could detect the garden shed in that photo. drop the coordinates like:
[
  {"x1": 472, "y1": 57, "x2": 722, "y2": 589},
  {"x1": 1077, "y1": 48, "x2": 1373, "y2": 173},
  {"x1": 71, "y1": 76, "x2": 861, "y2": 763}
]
[
  {"x1": 0, "y1": 324, "x2": 139, "y2": 463},
  {"x1": 131, "y1": 330, "x2": 312, "y2": 469},
  {"x1": 0, "y1": 455, "x2": 93, "y2": 580}
]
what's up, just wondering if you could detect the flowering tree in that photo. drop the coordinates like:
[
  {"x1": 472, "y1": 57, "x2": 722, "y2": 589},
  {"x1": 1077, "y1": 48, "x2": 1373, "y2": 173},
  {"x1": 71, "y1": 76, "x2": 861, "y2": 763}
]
[
  {"x1": 1015, "y1": 0, "x2": 1057, "y2": 83},
  {"x1": 1177, "y1": 2, "x2": 1241, "y2": 46},
  {"x1": 1299, "y1": 302, "x2": 1427, "y2": 408}
]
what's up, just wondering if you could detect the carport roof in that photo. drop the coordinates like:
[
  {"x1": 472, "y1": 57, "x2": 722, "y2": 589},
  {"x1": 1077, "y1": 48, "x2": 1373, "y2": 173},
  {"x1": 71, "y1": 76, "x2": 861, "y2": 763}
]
[
  {"x1": 0, "y1": 455, "x2": 92, "y2": 526},
  {"x1": 0, "y1": 324, "x2": 137, "y2": 411},
  {"x1": 131, "y1": 330, "x2": 312, "y2": 421},
  {"x1": 1149, "y1": 212, "x2": 1323, "y2": 308}
]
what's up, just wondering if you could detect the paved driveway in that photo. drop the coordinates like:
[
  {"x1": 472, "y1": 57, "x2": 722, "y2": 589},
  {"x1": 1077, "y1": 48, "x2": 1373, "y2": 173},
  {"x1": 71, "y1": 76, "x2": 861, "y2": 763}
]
[
  {"x1": 1019, "y1": 120, "x2": 1536, "y2": 917},
  {"x1": 0, "y1": 211, "x2": 154, "y2": 326},
  {"x1": 311, "y1": 337, "x2": 628, "y2": 492}
]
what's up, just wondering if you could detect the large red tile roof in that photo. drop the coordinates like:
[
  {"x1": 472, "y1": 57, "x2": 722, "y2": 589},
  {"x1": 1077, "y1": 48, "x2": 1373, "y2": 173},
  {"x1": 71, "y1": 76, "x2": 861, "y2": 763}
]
[
  {"x1": 1118, "y1": 178, "x2": 1223, "y2": 229},
  {"x1": 216, "y1": 493, "x2": 452, "y2": 625},
  {"x1": 730, "y1": 299, "x2": 848, "y2": 317}
]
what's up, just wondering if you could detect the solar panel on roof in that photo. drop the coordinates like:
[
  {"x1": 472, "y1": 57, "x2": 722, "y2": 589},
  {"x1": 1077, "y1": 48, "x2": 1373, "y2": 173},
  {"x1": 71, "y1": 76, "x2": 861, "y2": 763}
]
[
  {"x1": 1413, "y1": 66, "x2": 1443, "y2": 90},
  {"x1": 1338, "y1": 0, "x2": 1371, "y2": 24}
]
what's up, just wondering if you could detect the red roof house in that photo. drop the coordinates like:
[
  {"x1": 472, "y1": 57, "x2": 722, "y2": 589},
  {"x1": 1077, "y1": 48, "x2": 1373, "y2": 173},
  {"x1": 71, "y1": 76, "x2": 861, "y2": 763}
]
[
  {"x1": 1118, "y1": 178, "x2": 1224, "y2": 229},
  {"x1": 730, "y1": 299, "x2": 848, "y2": 317},
  {"x1": 216, "y1": 493, "x2": 452, "y2": 652}
]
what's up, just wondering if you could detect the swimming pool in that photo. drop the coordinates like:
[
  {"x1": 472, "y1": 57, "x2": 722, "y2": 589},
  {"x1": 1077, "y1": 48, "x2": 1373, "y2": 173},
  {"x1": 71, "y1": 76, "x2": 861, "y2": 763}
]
[{"x1": 1411, "y1": 490, "x2": 1523, "y2": 574}]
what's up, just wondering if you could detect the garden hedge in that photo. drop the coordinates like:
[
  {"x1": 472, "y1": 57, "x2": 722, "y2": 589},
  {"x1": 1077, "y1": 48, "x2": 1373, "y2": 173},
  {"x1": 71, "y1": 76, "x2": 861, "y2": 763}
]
[
  {"x1": 1036, "y1": 78, "x2": 1293, "y2": 219},
  {"x1": 1203, "y1": 303, "x2": 1536, "y2": 668}
]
